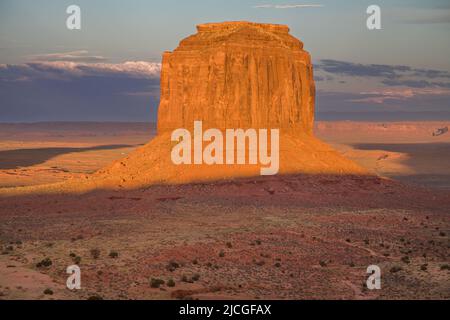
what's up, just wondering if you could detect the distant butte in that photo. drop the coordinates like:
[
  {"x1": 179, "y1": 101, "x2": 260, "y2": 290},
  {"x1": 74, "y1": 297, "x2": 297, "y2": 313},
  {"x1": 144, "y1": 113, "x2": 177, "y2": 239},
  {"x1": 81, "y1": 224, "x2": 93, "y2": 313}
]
[{"x1": 158, "y1": 21, "x2": 315, "y2": 134}]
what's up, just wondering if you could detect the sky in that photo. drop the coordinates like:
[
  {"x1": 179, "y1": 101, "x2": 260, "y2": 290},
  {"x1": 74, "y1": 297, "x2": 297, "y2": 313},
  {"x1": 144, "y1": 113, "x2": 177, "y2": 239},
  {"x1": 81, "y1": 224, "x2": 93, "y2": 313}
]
[{"x1": 1, "y1": 0, "x2": 450, "y2": 122}]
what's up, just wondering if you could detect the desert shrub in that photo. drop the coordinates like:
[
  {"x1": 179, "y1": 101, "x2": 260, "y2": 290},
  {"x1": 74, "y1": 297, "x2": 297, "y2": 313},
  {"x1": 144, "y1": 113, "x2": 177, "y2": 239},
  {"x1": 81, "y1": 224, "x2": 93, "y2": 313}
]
[
  {"x1": 109, "y1": 251, "x2": 119, "y2": 259},
  {"x1": 390, "y1": 266, "x2": 402, "y2": 273},
  {"x1": 73, "y1": 256, "x2": 82, "y2": 264},
  {"x1": 167, "y1": 279, "x2": 176, "y2": 287},
  {"x1": 441, "y1": 264, "x2": 450, "y2": 271},
  {"x1": 192, "y1": 274, "x2": 200, "y2": 282},
  {"x1": 319, "y1": 260, "x2": 327, "y2": 267},
  {"x1": 69, "y1": 253, "x2": 76, "y2": 258},
  {"x1": 90, "y1": 248, "x2": 101, "y2": 259},
  {"x1": 401, "y1": 256, "x2": 411, "y2": 264},
  {"x1": 43, "y1": 288, "x2": 53, "y2": 295},
  {"x1": 219, "y1": 250, "x2": 225, "y2": 258},
  {"x1": 166, "y1": 260, "x2": 180, "y2": 272},
  {"x1": 36, "y1": 258, "x2": 52, "y2": 268},
  {"x1": 150, "y1": 278, "x2": 165, "y2": 288}
]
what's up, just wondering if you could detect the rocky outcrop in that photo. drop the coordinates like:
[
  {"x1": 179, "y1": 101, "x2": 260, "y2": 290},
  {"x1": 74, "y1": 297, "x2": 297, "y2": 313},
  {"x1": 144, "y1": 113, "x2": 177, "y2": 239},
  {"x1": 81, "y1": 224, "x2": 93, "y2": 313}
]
[{"x1": 157, "y1": 21, "x2": 315, "y2": 134}]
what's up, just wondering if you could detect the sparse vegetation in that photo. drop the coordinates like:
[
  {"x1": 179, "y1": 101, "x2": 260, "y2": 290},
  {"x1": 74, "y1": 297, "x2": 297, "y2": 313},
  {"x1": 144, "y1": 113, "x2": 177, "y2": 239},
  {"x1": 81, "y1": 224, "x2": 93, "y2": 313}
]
[
  {"x1": 166, "y1": 260, "x2": 180, "y2": 272},
  {"x1": 36, "y1": 258, "x2": 52, "y2": 268},
  {"x1": 440, "y1": 264, "x2": 450, "y2": 271},
  {"x1": 192, "y1": 274, "x2": 200, "y2": 282},
  {"x1": 90, "y1": 248, "x2": 101, "y2": 259},
  {"x1": 219, "y1": 250, "x2": 225, "y2": 258},
  {"x1": 401, "y1": 256, "x2": 411, "y2": 264},
  {"x1": 390, "y1": 266, "x2": 402, "y2": 273},
  {"x1": 319, "y1": 260, "x2": 327, "y2": 267},
  {"x1": 43, "y1": 288, "x2": 53, "y2": 295},
  {"x1": 109, "y1": 251, "x2": 119, "y2": 259},
  {"x1": 150, "y1": 278, "x2": 165, "y2": 288},
  {"x1": 181, "y1": 275, "x2": 193, "y2": 283},
  {"x1": 167, "y1": 279, "x2": 176, "y2": 287},
  {"x1": 420, "y1": 264, "x2": 428, "y2": 271},
  {"x1": 226, "y1": 242, "x2": 233, "y2": 248}
]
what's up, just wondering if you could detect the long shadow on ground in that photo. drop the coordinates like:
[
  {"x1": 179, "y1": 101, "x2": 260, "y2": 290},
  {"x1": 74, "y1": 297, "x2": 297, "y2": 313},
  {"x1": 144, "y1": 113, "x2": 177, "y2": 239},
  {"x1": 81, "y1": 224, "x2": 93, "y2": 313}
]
[{"x1": 0, "y1": 145, "x2": 135, "y2": 170}]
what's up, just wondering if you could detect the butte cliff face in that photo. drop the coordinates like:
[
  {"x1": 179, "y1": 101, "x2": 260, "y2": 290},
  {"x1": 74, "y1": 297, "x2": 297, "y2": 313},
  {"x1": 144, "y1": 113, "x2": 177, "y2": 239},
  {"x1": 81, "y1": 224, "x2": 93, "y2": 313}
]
[{"x1": 157, "y1": 22, "x2": 315, "y2": 134}]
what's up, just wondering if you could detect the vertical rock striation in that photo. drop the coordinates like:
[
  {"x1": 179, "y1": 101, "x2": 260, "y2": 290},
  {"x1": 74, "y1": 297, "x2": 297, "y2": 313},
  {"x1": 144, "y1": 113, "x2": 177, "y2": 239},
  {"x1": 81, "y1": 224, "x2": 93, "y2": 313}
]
[{"x1": 157, "y1": 21, "x2": 315, "y2": 134}]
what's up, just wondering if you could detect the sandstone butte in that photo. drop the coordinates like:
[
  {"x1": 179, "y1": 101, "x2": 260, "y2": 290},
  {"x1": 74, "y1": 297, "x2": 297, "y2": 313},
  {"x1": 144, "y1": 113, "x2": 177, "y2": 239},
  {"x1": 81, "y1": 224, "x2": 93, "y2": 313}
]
[{"x1": 1, "y1": 22, "x2": 368, "y2": 195}]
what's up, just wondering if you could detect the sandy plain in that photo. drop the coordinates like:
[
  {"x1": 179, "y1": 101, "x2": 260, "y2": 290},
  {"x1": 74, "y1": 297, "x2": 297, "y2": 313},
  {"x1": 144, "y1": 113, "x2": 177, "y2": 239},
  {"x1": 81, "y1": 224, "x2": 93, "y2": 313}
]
[{"x1": 0, "y1": 121, "x2": 448, "y2": 300}]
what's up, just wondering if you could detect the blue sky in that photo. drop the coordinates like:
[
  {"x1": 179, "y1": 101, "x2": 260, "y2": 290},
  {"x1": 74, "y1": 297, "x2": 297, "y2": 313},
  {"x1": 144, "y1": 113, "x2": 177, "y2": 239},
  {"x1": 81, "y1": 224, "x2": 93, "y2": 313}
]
[{"x1": 1, "y1": 0, "x2": 450, "y2": 121}]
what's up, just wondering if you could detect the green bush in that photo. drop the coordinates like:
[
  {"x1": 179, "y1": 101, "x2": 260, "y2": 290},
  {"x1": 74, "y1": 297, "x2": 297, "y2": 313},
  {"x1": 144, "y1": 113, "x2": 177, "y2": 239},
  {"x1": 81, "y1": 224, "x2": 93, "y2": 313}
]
[
  {"x1": 43, "y1": 288, "x2": 53, "y2": 295},
  {"x1": 109, "y1": 251, "x2": 119, "y2": 259},
  {"x1": 36, "y1": 258, "x2": 52, "y2": 268},
  {"x1": 167, "y1": 279, "x2": 176, "y2": 287},
  {"x1": 150, "y1": 278, "x2": 165, "y2": 288}
]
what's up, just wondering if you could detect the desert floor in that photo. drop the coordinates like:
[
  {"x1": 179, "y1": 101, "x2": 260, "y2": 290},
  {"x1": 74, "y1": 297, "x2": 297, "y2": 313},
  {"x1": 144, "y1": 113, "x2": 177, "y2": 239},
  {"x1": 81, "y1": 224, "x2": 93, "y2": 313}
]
[{"x1": 0, "y1": 121, "x2": 449, "y2": 300}]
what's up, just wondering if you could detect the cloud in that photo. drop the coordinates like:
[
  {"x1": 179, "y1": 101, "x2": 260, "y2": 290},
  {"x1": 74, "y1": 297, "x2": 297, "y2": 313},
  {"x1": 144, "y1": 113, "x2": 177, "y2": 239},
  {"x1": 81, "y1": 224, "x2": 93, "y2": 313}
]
[
  {"x1": 253, "y1": 4, "x2": 323, "y2": 9},
  {"x1": 350, "y1": 88, "x2": 450, "y2": 104},
  {"x1": 0, "y1": 61, "x2": 161, "y2": 122},
  {"x1": 316, "y1": 59, "x2": 450, "y2": 80},
  {"x1": 29, "y1": 50, "x2": 107, "y2": 63},
  {"x1": 0, "y1": 61, "x2": 162, "y2": 82},
  {"x1": 316, "y1": 60, "x2": 411, "y2": 78},
  {"x1": 381, "y1": 79, "x2": 449, "y2": 89}
]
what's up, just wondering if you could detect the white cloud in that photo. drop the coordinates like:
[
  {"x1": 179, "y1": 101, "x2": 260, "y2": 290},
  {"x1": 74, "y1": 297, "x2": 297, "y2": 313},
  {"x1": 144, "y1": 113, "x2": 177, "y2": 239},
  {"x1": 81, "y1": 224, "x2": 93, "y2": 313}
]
[
  {"x1": 0, "y1": 61, "x2": 162, "y2": 81},
  {"x1": 351, "y1": 88, "x2": 450, "y2": 104},
  {"x1": 29, "y1": 50, "x2": 107, "y2": 63}
]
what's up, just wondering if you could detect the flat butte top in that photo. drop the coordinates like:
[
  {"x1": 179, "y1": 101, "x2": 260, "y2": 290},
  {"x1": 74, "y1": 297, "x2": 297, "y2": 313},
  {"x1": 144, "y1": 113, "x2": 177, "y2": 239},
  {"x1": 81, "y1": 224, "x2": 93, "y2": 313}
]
[{"x1": 173, "y1": 21, "x2": 304, "y2": 52}]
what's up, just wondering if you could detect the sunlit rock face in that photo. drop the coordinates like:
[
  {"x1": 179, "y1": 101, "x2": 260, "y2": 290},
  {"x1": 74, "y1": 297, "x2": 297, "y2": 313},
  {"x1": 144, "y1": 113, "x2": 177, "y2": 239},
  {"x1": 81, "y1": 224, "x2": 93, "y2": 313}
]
[{"x1": 157, "y1": 21, "x2": 315, "y2": 134}]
